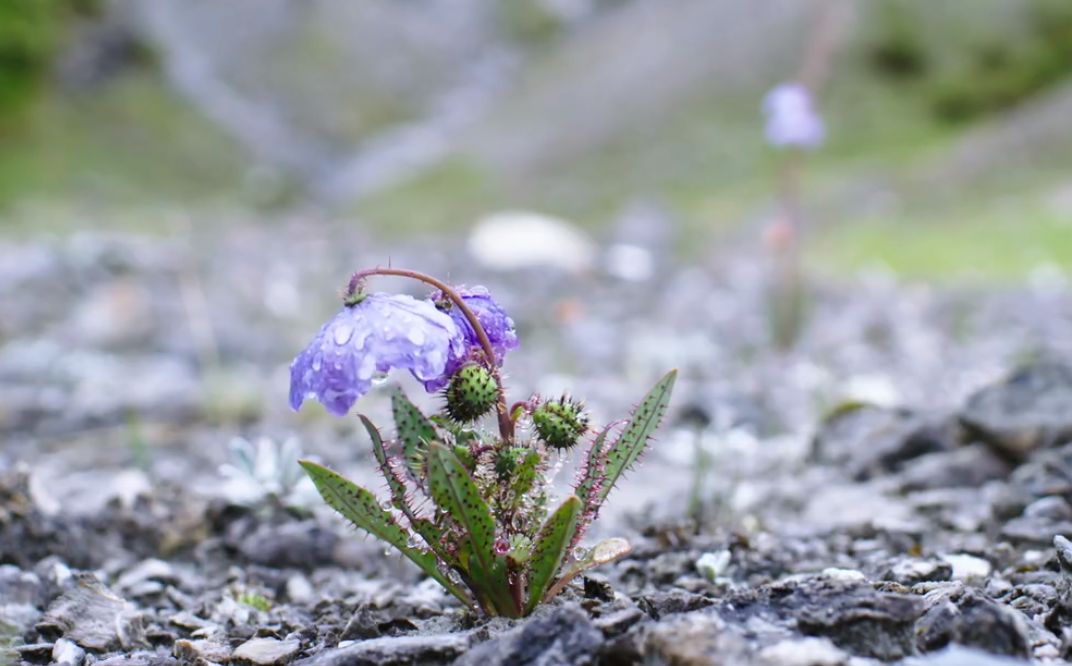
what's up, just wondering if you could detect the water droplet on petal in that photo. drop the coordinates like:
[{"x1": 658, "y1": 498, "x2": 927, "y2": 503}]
[{"x1": 332, "y1": 322, "x2": 354, "y2": 345}]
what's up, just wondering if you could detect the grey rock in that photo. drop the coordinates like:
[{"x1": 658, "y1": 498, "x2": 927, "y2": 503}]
[
  {"x1": 52, "y1": 637, "x2": 86, "y2": 666},
  {"x1": 895, "y1": 444, "x2": 1011, "y2": 492},
  {"x1": 173, "y1": 638, "x2": 232, "y2": 663},
  {"x1": 1055, "y1": 534, "x2": 1072, "y2": 574},
  {"x1": 0, "y1": 564, "x2": 44, "y2": 634},
  {"x1": 93, "y1": 652, "x2": 180, "y2": 666},
  {"x1": 116, "y1": 558, "x2": 178, "y2": 594},
  {"x1": 1023, "y1": 495, "x2": 1072, "y2": 521},
  {"x1": 797, "y1": 588, "x2": 922, "y2": 660},
  {"x1": 1001, "y1": 515, "x2": 1072, "y2": 545},
  {"x1": 13, "y1": 642, "x2": 54, "y2": 661},
  {"x1": 883, "y1": 558, "x2": 953, "y2": 585},
  {"x1": 295, "y1": 632, "x2": 470, "y2": 666},
  {"x1": 1008, "y1": 441, "x2": 1072, "y2": 499},
  {"x1": 36, "y1": 574, "x2": 143, "y2": 651},
  {"x1": 812, "y1": 405, "x2": 957, "y2": 480},
  {"x1": 237, "y1": 521, "x2": 338, "y2": 568},
  {"x1": 639, "y1": 612, "x2": 753, "y2": 665},
  {"x1": 456, "y1": 604, "x2": 602, "y2": 666},
  {"x1": 232, "y1": 637, "x2": 301, "y2": 665},
  {"x1": 916, "y1": 591, "x2": 1031, "y2": 659},
  {"x1": 961, "y1": 362, "x2": 1072, "y2": 460}
]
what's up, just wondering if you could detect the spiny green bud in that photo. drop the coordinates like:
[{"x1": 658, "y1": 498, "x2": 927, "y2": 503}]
[
  {"x1": 532, "y1": 396, "x2": 588, "y2": 450},
  {"x1": 494, "y1": 446, "x2": 528, "y2": 478},
  {"x1": 444, "y1": 364, "x2": 498, "y2": 422}
]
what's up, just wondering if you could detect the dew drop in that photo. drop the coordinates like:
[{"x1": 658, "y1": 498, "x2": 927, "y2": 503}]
[{"x1": 332, "y1": 322, "x2": 354, "y2": 345}]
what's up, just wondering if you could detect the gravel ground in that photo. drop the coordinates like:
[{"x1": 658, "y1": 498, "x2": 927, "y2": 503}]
[{"x1": 3, "y1": 225, "x2": 1072, "y2": 665}]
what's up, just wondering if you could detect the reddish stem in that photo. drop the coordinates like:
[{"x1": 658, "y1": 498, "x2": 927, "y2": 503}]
[{"x1": 347, "y1": 267, "x2": 514, "y2": 442}]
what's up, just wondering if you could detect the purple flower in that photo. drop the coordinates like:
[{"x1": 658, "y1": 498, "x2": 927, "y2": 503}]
[
  {"x1": 436, "y1": 286, "x2": 519, "y2": 377},
  {"x1": 762, "y1": 82, "x2": 824, "y2": 150},
  {"x1": 289, "y1": 293, "x2": 465, "y2": 416}
]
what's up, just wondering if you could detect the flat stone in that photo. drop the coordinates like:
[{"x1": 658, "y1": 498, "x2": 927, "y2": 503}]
[
  {"x1": 36, "y1": 574, "x2": 142, "y2": 651},
  {"x1": 757, "y1": 637, "x2": 848, "y2": 666},
  {"x1": 295, "y1": 633, "x2": 470, "y2": 666},
  {"x1": 812, "y1": 405, "x2": 956, "y2": 480},
  {"x1": 797, "y1": 589, "x2": 922, "y2": 660},
  {"x1": 52, "y1": 637, "x2": 86, "y2": 666},
  {"x1": 456, "y1": 604, "x2": 602, "y2": 666},
  {"x1": 883, "y1": 558, "x2": 952, "y2": 585},
  {"x1": 232, "y1": 637, "x2": 301, "y2": 665},
  {"x1": 960, "y1": 362, "x2": 1072, "y2": 460}
]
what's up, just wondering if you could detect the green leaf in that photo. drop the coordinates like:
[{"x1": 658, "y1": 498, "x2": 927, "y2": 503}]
[
  {"x1": 508, "y1": 448, "x2": 542, "y2": 508},
  {"x1": 425, "y1": 443, "x2": 497, "y2": 573},
  {"x1": 544, "y1": 537, "x2": 632, "y2": 602},
  {"x1": 359, "y1": 415, "x2": 457, "y2": 568},
  {"x1": 298, "y1": 459, "x2": 471, "y2": 607},
  {"x1": 574, "y1": 424, "x2": 614, "y2": 508},
  {"x1": 391, "y1": 388, "x2": 438, "y2": 476},
  {"x1": 525, "y1": 495, "x2": 582, "y2": 613},
  {"x1": 597, "y1": 370, "x2": 677, "y2": 504},
  {"x1": 425, "y1": 443, "x2": 516, "y2": 616},
  {"x1": 360, "y1": 415, "x2": 411, "y2": 514}
]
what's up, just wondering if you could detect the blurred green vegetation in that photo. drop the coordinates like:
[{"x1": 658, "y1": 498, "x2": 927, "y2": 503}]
[
  {"x1": 811, "y1": 204, "x2": 1072, "y2": 281},
  {"x1": 0, "y1": 72, "x2": 246, "y2": 215},
  {"x1": 1, "y1": 0, "x2": 1070, "y2": 283},
  {"x1": 864, "y1": 0, "x2": 1072, "y2": 122}
]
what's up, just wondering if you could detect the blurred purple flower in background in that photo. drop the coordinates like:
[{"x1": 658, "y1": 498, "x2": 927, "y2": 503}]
[
  {"x1": 762, "y1": 82, "x2": 825, "y2": 150},
  {"x1": 289, "y1": 293, "x2": 464, "y2": 416}
]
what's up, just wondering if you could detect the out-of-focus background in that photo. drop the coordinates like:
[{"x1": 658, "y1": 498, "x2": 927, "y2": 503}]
[
  {"x1": 7, "y1": 5, "x2": 1072, "y2": 661},
  {"x1": 2, "y1": 0, "x2": 1071, "y2": 276},
  {"x1": 3, "y1": 0, "x2": 1072, "y2": 507}
]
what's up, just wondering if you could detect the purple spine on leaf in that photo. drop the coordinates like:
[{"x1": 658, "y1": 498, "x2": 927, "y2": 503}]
[
  {"x1": 431, "y1": 286, "x2": 519, "y2": 388},
  {"x1": 762, "y1": 82, "x2": 825, "y2": 150},
  {"x1": 289, "y1": 293, "x2": 465, "y2": 416}
]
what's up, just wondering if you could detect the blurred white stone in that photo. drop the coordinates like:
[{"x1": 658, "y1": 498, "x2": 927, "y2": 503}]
[
  {"x1": 840, "y1": 374, "x2": 900, "y2": 408},
  {"x1": 605, "y1": 244, "x2": 654, "y2": 282},
  {"x1": 468, "y1": 211, "x2": 595, "y2": 273},
  {"x1": 942, "y1": 553, "x2": 991, "y2": 581},
  {"x1": 758, "y1": 637, "x2": 847, "y2": 666}
]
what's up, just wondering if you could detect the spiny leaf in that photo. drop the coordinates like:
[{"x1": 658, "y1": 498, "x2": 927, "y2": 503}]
[
  {"x1": 597, "y1": 370, "x2": 677, "y2": 504},
  {"x1": 544, "y1": 537, "x2": 632, "y2": 602},
  {"x1": 391, "y1": 388, "x2": 438, "y2": 476},
  {"x1": 425, "y1": 443, "x2": 497, "y2": 575},
  {"x1": 525, "y1": 495, "x2": 582, "y2": 613},
  {"x1": 359, "y1": 416, "x2": 456, "y2": 567},
  {"x1": 297, "y1": 460, "x2": 471, "y2": 606},
  {"x1": 360, "y1": 415, "x2": 411, "y2": 515},
  {"x1": 425, "y1": 444, "x2": 516, "y2": 615},
  {"x1": 574, "y1": 424, "x2": 614, "y2": 508}
]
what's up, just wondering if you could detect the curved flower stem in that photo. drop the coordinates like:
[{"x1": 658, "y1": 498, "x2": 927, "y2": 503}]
[{"x1": 347, "y1": 267, "x2": 514, "y2": 442}]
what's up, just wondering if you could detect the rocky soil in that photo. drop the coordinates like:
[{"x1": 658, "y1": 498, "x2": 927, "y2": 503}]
[{"x1": 3, "y1": 225, "x2": 1072, "y2": 665}]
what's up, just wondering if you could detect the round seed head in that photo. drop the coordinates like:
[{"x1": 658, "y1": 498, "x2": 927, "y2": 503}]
[
  {"x1": 444, "y1": 364, "x2": 499, "y2": 422},
  {"x1": 532, "y1": 396, "x2": 589, "y2": 450}
]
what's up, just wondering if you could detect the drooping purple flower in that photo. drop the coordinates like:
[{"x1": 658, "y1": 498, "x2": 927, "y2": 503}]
[
  {"x1": 762, "y1": 82, "x2": 824, "y2": 150},
  {"x1": 289, "y1": 293, "x2": 465, "y2": 416},
  {"x1": 435, "y1": 286, "x2": 518, "y2": 376}
]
